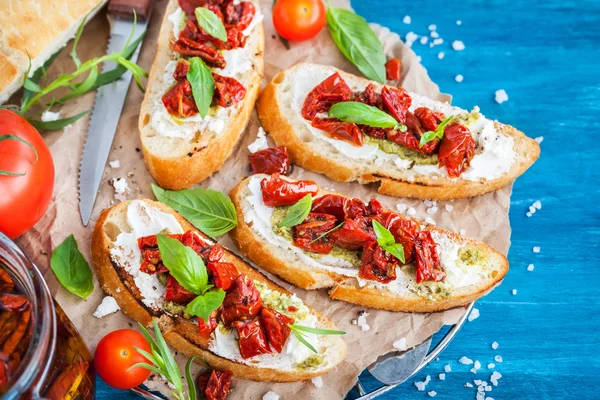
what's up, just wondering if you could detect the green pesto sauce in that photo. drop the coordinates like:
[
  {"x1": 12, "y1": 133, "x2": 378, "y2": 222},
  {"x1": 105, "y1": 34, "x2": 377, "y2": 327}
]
[
  {"x1": 294, "y1": 354, "x2": 324, "y2": 370},
  {"x1": 458, "y1": 247, "x2": 489, "y2": 268},
  {"x1": 365, "y1": 136, "x2": 438, "y2": 166},
  {"x1": 163, "y1": 301, "x2": 193, "y2": 320}
]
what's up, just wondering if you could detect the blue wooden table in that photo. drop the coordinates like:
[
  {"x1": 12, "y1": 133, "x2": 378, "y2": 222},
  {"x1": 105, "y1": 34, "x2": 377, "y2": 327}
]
[{"x1": 97, "y1": 0, "x2": 600, "y2": 398}]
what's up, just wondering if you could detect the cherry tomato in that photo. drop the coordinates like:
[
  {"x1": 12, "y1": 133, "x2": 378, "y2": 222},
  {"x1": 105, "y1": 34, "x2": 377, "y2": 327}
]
[
  {"x1": 94, "y1": 329, "x2": 152, "y2": 390},
  {"x1": 273, "y1": 0, "x2": 326, "y2": 42},
  {"x1": 0, "y1": 110, "x2": 54, "y2": 239}
]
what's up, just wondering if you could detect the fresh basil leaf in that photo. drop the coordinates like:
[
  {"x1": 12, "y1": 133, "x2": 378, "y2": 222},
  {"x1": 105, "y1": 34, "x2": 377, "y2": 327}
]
[
  {"x1": 280, "y1": 194, "x2": 312, "y2": 228},
  {"x1": 29, "y1": 109, "x2": 90, "y2": 131},
  {"x1": 385, "y1": 243, "x2": 405, "y2": 264},
  {"x1": 419, "y1": 115, "x2": 454, "y2": 147},
  {"x1": 50, "y1": 234, "x2": 94, "y2": 300},
  {"x1": 186, "y1": 289, "x2": 226, "y2": 322},
  {"x1": 195, "y1": 7, "x2": 227, "y2": 42},
  {"x1": 23, "y1": 79, "x2": 41, "y2": 93},
  {"x1": 371, "y1": 220, "x2": 405, "y2": 263},
  {"x1": 187, "y1": 57, "x2": 214, "y2": 118},
  {"x1": 329, "y1": 101, "x2": 397, "y2": 128},
  {"x1": 152, "y1": 184, "x2": 237, "y2": 237},
  {"x1": 157, "y1": 234, "x2": 209, "y2": 294},
  {"x1": 326, "y1": 7, "x2": 386, "y2": 83},
  {"x1": 289, "y1": 324, "x2": 346, "y2": 335}
]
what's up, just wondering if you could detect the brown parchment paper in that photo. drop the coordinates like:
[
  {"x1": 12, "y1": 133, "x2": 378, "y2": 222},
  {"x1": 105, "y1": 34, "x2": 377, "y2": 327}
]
[{"x1": 15, "y1": 0, "x2": 512, "y2": 398}]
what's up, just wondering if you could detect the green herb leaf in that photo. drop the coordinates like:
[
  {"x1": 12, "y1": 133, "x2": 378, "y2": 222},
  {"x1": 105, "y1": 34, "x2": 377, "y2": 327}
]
[
  {"x1": 0, "y1": 134, "x2": 38, "y2": 176},
  {"x1": 59, "y1": 65, "x2": 99, "y2": 102},
  {"x1": 419, "y1": 115, "x2": 454, "y2": 147},
  {"x1": 186, "y1": 289, "x2": 226, "y2": 322},
  {"x1": 195, "y1": 7, "x2": 228, "y2": 42},
  {"x1": 326, "y1": 7, "x2": 386, "y2": 83},
  {"x1": 329, "y1": 101, "x2": 398, "y2": 128},
  {"x1": 371, "y1": 220, "x2": 405, "y2": 263},
  {"x1": 289, "y1": 324, "x2": 346, "y2": 335},
  {"x1": 23, "y1": 79, "x2": 41, "y2": 93},
  {"x1": 157, "y1": 234, "x2": 209, "y2": 294},
  {"x1": 185, "y1": 356, "x2": 198, "y2": 400},
  {"x1": 128, "y1": 362, "x2": 164, "y2": 376},
  {"x1": 280, "y1": 194, "x2": 312, "y2": 228},
  {"x1": 50, "y1": 234, "x2": 94, "y2": 300},
  {"x1": 152, "y1": 184, "x2": 237, "y2": 238},
  {"x1": 20, "y1": 50, "x2": 61, "y2": 112},
  {"x1": 152, "y1": 320, "x2": 184, "y2": 395},
  {"x1": 71, "y1": 12, "x2": 88, "y2": 68},
  {"x1": 29, "y1": 109, "x2": 90, "y2": 131},
  {"x1": 292, "y1": 329, "x2": 318, "y2": 353},
  {"x1": 187, "y1": 57, "x2": 214, "y2": 118}
]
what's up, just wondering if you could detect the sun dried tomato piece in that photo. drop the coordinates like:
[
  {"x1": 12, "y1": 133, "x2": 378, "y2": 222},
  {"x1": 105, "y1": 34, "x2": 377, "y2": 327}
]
[
  {"x1": 311, "y1": 117, "x2": 363, "y2": 147},
  {"x1": 0, "y1": 294, "x2": 29, "y2": 313},
  {"x1": 381, "y1": 86, "x2": 412, "y2": 124},
  {"x1": 355, "y1": 83, "x2": 382, "y2": 107},
  {"x1": 260, "y1": 174, "x2": 318, "y2": 207},
  {"x1": 386, "y1": 113, "x2": 438, "y2": 155},
  {"x1": 198, "y1": 310, "x2": 219, "y2": 339},
  {"x1": 221, "y1": 275, "x2": 263, "y2": 326},
  {"x1": 44, "y1": 361, "x2": 89, "y2": 400},
  {"x1": 385, "y1": 58, "x2": 402, "y2": 80},
  {"x1": 218, "y1": 27, "x2": 248, "y2": 49},
  {"x1": 165, "y1": 275, "x2": 196, "y2": 304},
  {"x1": 162, "y1": 80, "x2": 198, "y2": 118},
  {"x1": 172, "y1": 37, "x2": 226, "y2": 68},
  {"x1": 198, "y1": 369, "x2": 233, "y2": 400},
  {"x1": 0, "y1": 269, "x2": 14, "y2": 292},
  {"x1": 138, "y1": 233, "x2": 184, "y2": 274},
  {"x1": 438, "y1": 123, "x2": 476, "y2": 178},
  {"x1": 201, "y1": 245, "x2": 225, "y2": 264},
  {"x1": 330, "y1": 217, "x2": 374, "y2": 251},
  {"x1": 248, "y1": 146, "x2": 291, "y2": 175},
  {"x1": 261, "y1": 307, "x2": 294, "y2": 353},
  {"x1": 414, "y1": 107, "x2": 444, "y2": 132},
  {"x1": 311, "y1": 194, "x2": 368, "y2": 222},
  {"x1": 181, "y1": 231, "x2": 213, "y2": 255},
  {"x1": 173, "y1": 59, "x2": 190, "y2": 80},
  {"x1": 234, "y1": 318, "x2": 271, "y2": 358},
  {"x1": 359, "y1": 241, "x2": 398, "y2": 283},
  {"x1": 177, "y1": 0, "x2": 215, "y2": 16},
  {"x1": 293, "y1": 213, "x2": 337, "y2": 254},
  {"x1": 302, "y1": 72, "x2": 353, "y2": 120},
  {"x1": 414, "y1": 231, "x2": 445, "y2": 283},
  {"x1": 223, "y1": 0, "x2": 256, "y2": 31},
  {"x1": 212, "y1": 73, "x2": 246, "y2": 107},
  {"x1": 207, "y1": 262, "x2": 239, "y2": 291},
  {"x1": 374, "y1": 212, "x2": 417, "y2": 264}
]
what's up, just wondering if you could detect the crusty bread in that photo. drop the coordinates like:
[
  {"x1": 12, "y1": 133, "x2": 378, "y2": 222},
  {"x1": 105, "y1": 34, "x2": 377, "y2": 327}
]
[
  {"x1": 0, "y1": 0, "x2": 107, "y2": 103},
  {"x1": 91, "y1": 199, "x2": 346, "y2": 381},
  {"x1": 257, "y1": 63, "x2": 540, "y2": 200},
  {"x1": 138, "y1": 0, "x2": 264, "y2": 190},
  {"x1": 229, "y1": 175, "x2": 509, "y2": 313}
]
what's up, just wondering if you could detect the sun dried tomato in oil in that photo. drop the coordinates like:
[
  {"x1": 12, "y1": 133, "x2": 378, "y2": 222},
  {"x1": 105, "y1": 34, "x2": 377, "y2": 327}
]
[
  {"x1": 302, "y1": 72, "x2": 353, "y2": 120},
  {"x1": 248, "y1": 146, "x2": 291, "y2": 175},
  {"x1": 260, "y1": 174, "x2": 318, "y2": 207},
  {"x1": 220, "y1": 275, "x2": 263, "y2": 326},
  {"x1": 261, "y1": 307, "x2": 294, "y2": 353},
  {"x1": 198, "y1": 369, "x2": 233, "y2": 400},
  {"x1": 438, "y1": 122, "x2": 476, "y2": 178},
  {"x1": 233, "y1": 318, "x2": 271, "y2": 359}
]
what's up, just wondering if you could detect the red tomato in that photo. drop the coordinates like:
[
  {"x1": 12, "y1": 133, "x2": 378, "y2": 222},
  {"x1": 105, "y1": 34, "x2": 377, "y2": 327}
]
[
  {"x1": 273, "y1": 0, "x2": 326, "y2": 42},
  {"x1": 0, "y1": 110, "x2": 54, "y2": 238},
  {"x1": 94, "y1": 329, "x2": 152, "y2": 390}
]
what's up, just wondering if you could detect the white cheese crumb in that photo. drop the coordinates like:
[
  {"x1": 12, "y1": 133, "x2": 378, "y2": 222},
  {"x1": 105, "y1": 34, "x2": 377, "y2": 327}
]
[
  {"x1": 465, "y1": 382, "x2": 473, "y2": 388},
  {"x1": 468, "y1": 308, "x2": 480, "y2": 322},
  {"x1": 445, "y1": 204, "x2": 453, "y2": 212},
  {"x1": 491, "y1": 341, "x2": 499, "y2": 350},
  {"x1": 111, "y1": 178, "x2": 130, "y2": 202},
  {"x1": 527, "y1": 264, "x2": 535, "y2": 271},
  {"x1": 393, "y1": 337, "x2": 407, "y2": 350},
  {"x1": 41, "y1": 110, "x2": 61, "y2": 122},
  {"x1": 396, "y1": 204, "x2": 408, "y2": 213},
  {"x1": 428, "y1": 24, "x2": 437, "y2": 30},
  {"x1": 439, "y1": 373, "x2": 445, "y2": 380},
  {"x1": 93, "y1": 296, "x2": 120, "y2": 318},
  {"x1": 357, "y1": 311, "x2": 370, "y2": 331},
  {"x1": 487, "y1": 363, "x2": 495, "y2": 369},
  {"x1": 494, "y1": 355, "x2": 503, "y2": 363},
  {"x1": 456, "y1": 20, "x2": 462, "y2": 25},
  {"x1": 426, "y1": 206, "x2": 438, "y2": 215},
  {"x1": 248, "y1": 127, "x2": 268, "y2": 153},
  {"x1": 437, "y1": 52, "x2": 445, "y2": 60},
  {"x1": 490, "y1": 371, "x2": 502, "y2": 386},
  {"x1": 452, "y1": 40, "x2": 465, "y2": 51},
  {"x1": 459, "y1": 356, "x2": 473, "y2": 365},
  {"x1": 533, "y1": 200, "x2": 542, "y2": 209},
  {"x1": 414, "y1": 375, "x2": 431, "y2": 391},
  {"x1": 455, "y1": 74, "x2": 464, "y2": 83},
  {"x1": 444, "y1": 364, "x2": 451, "y2": 372},
  {"x1": 533, "y1": 246, "x2": 541, "y2": 253},
  {"x1": 407, "y1": 207, "x2": 417, "y2": 216},
  {"x1": 311, "y1": 376, "x2": 323, "y2": 388},
  {"x1": 420, "y1": 36, "x2": 429, "y2": 45},
  {"x1": 425, "y1": 217, "x2": 437, "y2": 225},
  {"x1": 430, "y1": 31, "x2": 439, "y2": 38},
  {"x1": 428, "y1": 390, "x2": 437, "y2": 397},
  {"x1": 109, "y1": 160, "x2": 120, "y2": 169},
  {"x1": 459, "y1": 229, "x2": 467, "y2": 236},
  {"x1": 512, "y1": 289, "x2": 517, "y2": 295},
  {"x1": 404, "y1": 32, "x2": 419, "y2": 47},
  {"x1": 535, "y1": 136, "x2": 544, "y2": 144},
  {"x1": 263, "y1": 391, "x2": 280, "y2": 400},
  {"x1": 403, "y1": 15, "x2": 411, "y2": 24},
  {"x1": 494, "y1": 89, "x2": 508, "y2": 104}
]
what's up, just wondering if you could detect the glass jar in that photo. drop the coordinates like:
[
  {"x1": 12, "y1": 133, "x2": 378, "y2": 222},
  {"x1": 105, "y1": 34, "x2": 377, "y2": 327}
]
[{"x1": 0, "y1": 232, "x2": 95, "y2": 399}]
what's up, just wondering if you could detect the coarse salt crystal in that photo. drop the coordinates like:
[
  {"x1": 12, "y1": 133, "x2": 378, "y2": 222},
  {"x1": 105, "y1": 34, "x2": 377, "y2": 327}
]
[
  {"x1": 533, "y1": 200, "x2": 542, "y2": 209},
  {"x1": 445, "y1": 204, "x2": 453, "y2": 212},
  {"x1": 425, "y1": 217, "x2": 437, "y2": 225},
  {"x1": 459, "y1": 229, "x2": 467, "y2": 236},
  {"x1": 424, "y1": 200, "x2": 435, "y2": 207},
  {"x1": 416, "y1": 56, "x2": 422, "y2": 62},
  {"x1": 488, "y1": 363, "x2": 495, "y2": 369},
  {"x1": 491, "y1": 341, "x2": 499, "y2": 350},
  {"x1": 456, "y1": 20, "x2": 462, "y2": 25},
  {"x1": 393, "y1": 337, "x2": 407, "y2": 350},
  {"x1": 455, "y1": 74, "x2": 464, "y2": 83},
  {"x1": 444, "y1": 364, "x2": 451, "y2": 373},
  {"x1": 512, "y1": 289, "x2": 517, "y2": 295},
  {"x1": 526, "y1": 212, "x2": 533, "y2": 217},
  {"x1": 109, "y1": 160, "x2": 120, "y2": 169},
  {"x1": 405, "y1": 32, "x2": 419, "y2": 47},
  {"x1": 414, "y1": 375, "x2": 431, "y2": 391},
  {"x1": 439, "y1": 373, "x2": 446, "y2": 380},
  {"x1": 533, "y1": 246, "x2": 541, "y2": 253},
  {"x1": 427, "y1": 206, "x2": 438, "y2": 215},
  {"x1": 407, "y1": 207, "x2": 417, "y2": 216},
  {"x1": 428, "y1": 24, "x2": 437, "y2": 30},
  {"x1": 311, "y1": 376, "x2": 323, "y2": 388},
  {"x1": 495, "y1": 89, "x2": 508, "y2": 104},
  {"x1": 437, "y1": 52, "x2": 445, "y2": 59},
  {"x1": 474, "y1": 379, "x2": 482, "y2": 386},
  {"x1": 468, "y1": 308, "x2": 480, "y2": 322},
  {"x1": 452, "y1": 40, "x2": 465, "y2": 51},
  {"x1": 535, "y1": 136, "x2": 544, "y2": 144},
  {"x1": 263, "y1": 391, "x2": 279, "y2": 400},
  {"x1": 357, "y1": 311, "x2": 370, "y2": 331},
  {"x1": 490, "y1": 371, "x2": 502, "y2": 386},
  {"x1": 465, "y1": 382, "x2": 473, "y2": 388},
  {"x1": 397, "y1": 204, "x2": 408, "y2": 213},
  {"x1": 471, "y1": 367, "x2": 478, "y2": 374},
  {"x1": 474, "y1": 360, "x2": 481, "y2": 370},
  {"x1": 527, "y1": 264, "x2": 535, "y2": 271},
  {"x1": 420, "y1": 36, "x2": 429, "y2": 45},
  {"x1": 428, "y1": 391, "x2": 437, "y2": 397},
  {"x1": 459, "y1": 356, "x2": 473, "y2": 365},
  {"x1": 494, "y1": 355, "x2": 503, "y2": 363},
  {"x1": 433, "y1": 38, "x2": 444, "y2": 45},
  {"x1": 403, "y1": 15, "x2": 411, "y2": 24},
  {"x1": 431, "y1": 31, "x2": 439, "y2": 38}
]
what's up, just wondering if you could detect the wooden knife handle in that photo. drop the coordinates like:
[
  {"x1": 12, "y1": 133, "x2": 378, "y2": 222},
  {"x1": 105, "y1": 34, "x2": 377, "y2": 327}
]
[{"x1": 108, "y1": 0, "x2": 154, "y2": 20}]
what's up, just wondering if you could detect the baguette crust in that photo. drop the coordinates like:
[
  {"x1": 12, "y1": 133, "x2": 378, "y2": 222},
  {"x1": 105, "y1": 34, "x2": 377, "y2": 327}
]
[
  {"x1": 257, "y1": 63, "x2": 540, "y2": 200},
  {"x1": 229, "y1": 176, "x2": 509, "y2": 313},
  {"x1": 92, "y1": 199, "x2": 346, "y2": 382},
  {"x1": 138, "y1": 0, "x2": 265, "y2": 190}
]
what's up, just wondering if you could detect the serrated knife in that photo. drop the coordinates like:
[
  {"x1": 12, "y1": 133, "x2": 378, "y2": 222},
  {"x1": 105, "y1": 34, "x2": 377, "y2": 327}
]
[{"x1": 78, "y1": 0, "x2": 154, "y2": 226}]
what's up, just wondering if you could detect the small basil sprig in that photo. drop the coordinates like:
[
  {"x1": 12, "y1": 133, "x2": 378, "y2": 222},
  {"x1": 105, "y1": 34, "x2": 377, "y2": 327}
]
[
  {"x1": 289, "y1": 324, "x2": 346, "y2": 354},
  {"x1": 372, "y1": 220, "x2": 405, "y2": 263},
  {"x1": 280, "y1": 194, "x2": 313, "y2": 227},
  {"x1": 157, "y1": 235, "x2": 225, "y2": 321},
  {"x1": 50, "y1": 235, "x2": 94, "y2": 300},
  {"x1": 186, "y1": 57, "x2": 214, "y2": 118},
  {"x1": 419, "y1": 115, "x2": 454, "y2": 147},
  {"x1": 0, "y1": 134, "x2": 38, "y2": 176},
  {"x1": 326, "y1": 3, "x2": 386, "y2": 83},
  {"x1": 195, "y1": 7, "x2": 227, "y2": 42},
  {"x1": 329, "y1": 102, "x2": 407, "y2": 132},
  {"x1": 152, "y1": 184, "x2": 237, "y2": 238}
]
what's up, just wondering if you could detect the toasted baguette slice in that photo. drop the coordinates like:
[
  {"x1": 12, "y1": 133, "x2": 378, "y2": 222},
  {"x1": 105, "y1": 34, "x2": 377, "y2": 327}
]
[
  {"x1": 138, "y1": 0, "x2": 264, "y2": 190},
  {"x1": 92, "y1": 199, "x2": 346, "y2": 382},
  {"x1": 257, "y1": 63, "x2": 540, "y2": 200},
  {"x1": 229, "y1": 175, "x2": 509, "y2": 313}
]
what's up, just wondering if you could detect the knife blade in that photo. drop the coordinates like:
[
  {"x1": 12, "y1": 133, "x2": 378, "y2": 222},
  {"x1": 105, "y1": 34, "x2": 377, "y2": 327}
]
[{"x1": 78, "y1": 0, "x2": 154, "y2": 226}]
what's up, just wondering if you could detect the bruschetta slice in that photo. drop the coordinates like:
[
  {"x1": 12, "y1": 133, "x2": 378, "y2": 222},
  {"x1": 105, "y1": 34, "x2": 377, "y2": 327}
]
[
  {"x1": 257, "y1": 63, "x2": 539, "y2": 200},
  {"x1": 139, "y1": 0, "x2": 264, "y2": 189},
  {"x1": 229, "y1": 174, "x2": 509, "y2": 313},
  {"x1": 91, "y1": 199, "x2": 346, "y2": 381}
]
